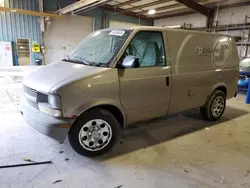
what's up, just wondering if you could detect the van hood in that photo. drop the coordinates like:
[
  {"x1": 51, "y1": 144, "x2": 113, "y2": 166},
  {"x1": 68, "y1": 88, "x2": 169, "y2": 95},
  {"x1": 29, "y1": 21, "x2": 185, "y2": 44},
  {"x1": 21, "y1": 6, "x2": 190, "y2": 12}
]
[{"x1": 23, "y1": 61, "x2": 104, "y2": 93}]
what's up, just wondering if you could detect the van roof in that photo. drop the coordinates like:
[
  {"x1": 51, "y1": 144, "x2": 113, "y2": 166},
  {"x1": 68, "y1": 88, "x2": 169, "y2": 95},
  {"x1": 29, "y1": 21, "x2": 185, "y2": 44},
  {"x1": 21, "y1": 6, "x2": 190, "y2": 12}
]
[{"x1": 105, "y1": 26, "x2": 230, "y2": 37}]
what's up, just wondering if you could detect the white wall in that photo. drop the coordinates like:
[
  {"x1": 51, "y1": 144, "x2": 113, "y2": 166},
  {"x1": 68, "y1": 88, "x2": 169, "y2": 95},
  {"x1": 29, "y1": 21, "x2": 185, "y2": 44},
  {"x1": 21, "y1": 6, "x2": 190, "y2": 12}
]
[
  {"x1": 215, "y1": 5, "x2": 250, "y2": 38},
  {"x1": 109, "y1": 20, "x2": 138, "y2": 29},
  {"x1": 215, "y1": 5, "x2": 250, "y2": 57},
  {"x1": 44, "y1": 15, "x2": 94, "y2": 64},
  {"x1": 154, "y1": 13, "x2": 207, "y2": 28},
  {"x1": 154, "y1": 5, "x2": 250, "y2": 29},
  {"x1": 154, "y1": 5, "x2": 250, "y2": 57},
  {"x1": 215, "y1": 5, "x2": 250, "y2": 25}
]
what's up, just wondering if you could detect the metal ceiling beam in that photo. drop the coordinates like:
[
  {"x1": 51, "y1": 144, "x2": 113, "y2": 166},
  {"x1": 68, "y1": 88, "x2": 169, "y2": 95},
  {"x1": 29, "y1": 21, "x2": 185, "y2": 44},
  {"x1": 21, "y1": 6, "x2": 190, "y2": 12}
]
[
  {"x1": 0, "y1": 6, "x2": 62, "y2": 18},
  {"x1": 124, "y1": 0, "x2": 173, "y2": 12},
  {"x1": 58, "y1": 0, "x2": 111, "y2": 14},
  {"x1": 115, "y1": 0, "x2": 142, "y2": 8},
  {"x1": 138, "y1": 0, "x2": 203, "y2": 15},
  {"x1": 153, "y1": 8, "x2": 194, "y2": 19},
  {"x1": 206, "y1": 9, "x2": 214, "y2": 30},
  {"x1": 208, "y1": 0, "x2": 250, "y2": 9},
  {"x1": 74, "y1": 0, "x2": 112, "y2": 14},
  {"x1": 194, "y1": 23, "x2": 250, "y2": 32},
  {"x1": 174, "y1": 0, "x2": 210, "y2": 16},
  {"x1": 104, "y1": 5, "x2": 152, "y2": 22},
  {"x1": 154, "y1": 0, "x2": 250, "y2": 19},
  {"x1": 139, "y1": 3, "x2": 182, "y2": 15}
]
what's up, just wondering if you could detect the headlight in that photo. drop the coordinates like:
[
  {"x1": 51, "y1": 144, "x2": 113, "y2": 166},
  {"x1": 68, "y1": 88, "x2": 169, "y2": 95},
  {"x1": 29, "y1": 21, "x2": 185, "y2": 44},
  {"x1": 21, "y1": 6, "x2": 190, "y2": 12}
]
[
  {"x1": 48, "y1": 94, "x2": 61, "y2": 109},
  {"x1": 38, "y1": 103, "x2": 61, "y2": 117}
]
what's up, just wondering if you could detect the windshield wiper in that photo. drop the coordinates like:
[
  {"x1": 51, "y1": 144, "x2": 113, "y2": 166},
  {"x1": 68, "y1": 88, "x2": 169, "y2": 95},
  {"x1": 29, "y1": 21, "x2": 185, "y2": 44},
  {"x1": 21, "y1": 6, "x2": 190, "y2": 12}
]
[
  {"x1": 64, "y1": 56, "x2": 107, "y2": 67},
  {"x1": 65, "y1": 57, "x2": 90, "y2": 66},
  {"x1": 92, "y1": 62, "x2": 108, "y2": 67}
]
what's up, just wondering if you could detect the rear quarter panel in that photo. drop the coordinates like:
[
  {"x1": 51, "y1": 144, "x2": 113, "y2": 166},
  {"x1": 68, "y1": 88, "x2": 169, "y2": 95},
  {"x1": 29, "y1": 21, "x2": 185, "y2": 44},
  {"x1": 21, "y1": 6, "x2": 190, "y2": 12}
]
[{"x1": 165, "y1": 29, "x2": 239, "y2": 114}]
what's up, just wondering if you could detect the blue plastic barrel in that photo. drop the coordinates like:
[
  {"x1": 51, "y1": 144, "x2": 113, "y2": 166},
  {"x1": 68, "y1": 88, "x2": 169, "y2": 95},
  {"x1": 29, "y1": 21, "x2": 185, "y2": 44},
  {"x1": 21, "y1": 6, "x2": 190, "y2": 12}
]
[{"x1": 246, "y1": 80, "x2": 250, "y2": 104}]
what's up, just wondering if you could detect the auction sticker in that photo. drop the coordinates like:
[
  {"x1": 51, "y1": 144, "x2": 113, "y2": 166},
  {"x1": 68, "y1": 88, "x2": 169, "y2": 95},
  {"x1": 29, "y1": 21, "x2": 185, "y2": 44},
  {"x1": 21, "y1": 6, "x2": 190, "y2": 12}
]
[{"x1": 109, "y1": 30, "x2": 125, "y2": 36}]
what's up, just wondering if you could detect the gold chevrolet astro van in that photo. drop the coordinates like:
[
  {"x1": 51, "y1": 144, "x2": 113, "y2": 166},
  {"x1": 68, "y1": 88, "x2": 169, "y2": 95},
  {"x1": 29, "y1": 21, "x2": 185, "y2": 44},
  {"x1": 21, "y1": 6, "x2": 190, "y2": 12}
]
[{"x1": 21, "y1": 26, "x2": 239, "y2": 156}]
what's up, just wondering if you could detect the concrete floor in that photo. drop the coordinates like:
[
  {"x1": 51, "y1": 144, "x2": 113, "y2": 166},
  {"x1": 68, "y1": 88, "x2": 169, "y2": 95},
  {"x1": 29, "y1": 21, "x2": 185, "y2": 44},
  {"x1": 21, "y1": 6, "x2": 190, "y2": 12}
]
[{"x1": 0, "y1": 66, "x2": 250, "y2": 188}]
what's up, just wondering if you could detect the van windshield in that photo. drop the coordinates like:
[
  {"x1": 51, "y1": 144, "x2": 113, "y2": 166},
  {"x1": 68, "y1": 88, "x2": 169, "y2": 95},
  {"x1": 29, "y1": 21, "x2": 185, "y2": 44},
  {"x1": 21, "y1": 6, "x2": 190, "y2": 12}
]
[{"x1": 66, "y1": 29, "x2": 131, "y2": 67}]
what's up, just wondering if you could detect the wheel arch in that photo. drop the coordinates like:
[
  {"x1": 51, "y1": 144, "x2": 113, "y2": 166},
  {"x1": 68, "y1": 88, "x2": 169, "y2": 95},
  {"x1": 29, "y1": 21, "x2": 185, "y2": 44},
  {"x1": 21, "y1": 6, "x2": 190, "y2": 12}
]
[
  {"x1": 72, "y1": 100, "x2": 126, "y2": 129},
  {"x1": 211, "y1": 82, "x2": 227, "y2": 97}
]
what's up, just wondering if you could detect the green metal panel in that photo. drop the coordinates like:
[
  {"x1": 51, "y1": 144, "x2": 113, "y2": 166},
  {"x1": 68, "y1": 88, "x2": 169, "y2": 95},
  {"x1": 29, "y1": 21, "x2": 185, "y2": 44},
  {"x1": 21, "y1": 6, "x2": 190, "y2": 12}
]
[
  {"x1": 81, "y1": 8, "x2": 103, "y2": 30},
  {"x1": 81, "y1": 8, "x2": 152, "y2": 30},
  {"x1": 0, "y1": 0, "x2": 41, "y2": 65},
  {"x1": 43, "y1": 0, "x2": 73, "y2": 11},
  {"x1": 105, "y1": 12, "x2": 153, "y2": 28}
]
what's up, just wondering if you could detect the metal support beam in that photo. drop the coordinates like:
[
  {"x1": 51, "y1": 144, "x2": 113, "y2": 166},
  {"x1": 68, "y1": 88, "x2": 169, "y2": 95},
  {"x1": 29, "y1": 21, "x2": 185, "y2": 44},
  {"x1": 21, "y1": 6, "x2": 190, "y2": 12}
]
[
  {"x1": 151, "y1": 8, "x2": 194, "y2": 19},
  {"x1": 206, "y1": 9, "x2": 214, "y2": 31},
  {"x1": 145, "y1": 0, "x2": 202, "y2": 15},
  {"x1": 0, "y1": 7, "x2": 62, "y2": 18},
  {"x1": 125, "y1": 0, "x2": 172, "y2": 12},
  {"x1": 38, "y1": 0, "x2": 45, "y2": 65},
  {"x1": 74, "y1": 0, "x2": 112, "y2": 14},
  {"x1": 58, "y1": 0, "x2": 111, "y2": 14},
  {"x1": 174, "y1": 0, "x2": 210, "y2": 16},
  {"x1": 104, "y1": 5, "x2": 152, "y2": 22},
  {"x1": 140, "y1": 3, "x2": 182, "y2": 15},
  {"x1": 154, "y1": 0, "x2": 250, "y2": 19},
  {"x1": 115, "y1": 0, "x2": 142, "y2": 8},
  {"x1": 101, "y1": 7, "x2": 106, "y2": 29}
]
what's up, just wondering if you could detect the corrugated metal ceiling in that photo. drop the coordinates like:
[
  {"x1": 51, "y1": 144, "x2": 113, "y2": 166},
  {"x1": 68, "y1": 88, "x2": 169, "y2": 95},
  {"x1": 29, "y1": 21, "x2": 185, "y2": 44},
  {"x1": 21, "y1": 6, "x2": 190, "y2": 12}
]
[
  {"x1": 106, "y1": 0, "x2": 250, "y2": 18},
  {"x1": 57, "y1": 0, "x2": 250, "y2": 20}
]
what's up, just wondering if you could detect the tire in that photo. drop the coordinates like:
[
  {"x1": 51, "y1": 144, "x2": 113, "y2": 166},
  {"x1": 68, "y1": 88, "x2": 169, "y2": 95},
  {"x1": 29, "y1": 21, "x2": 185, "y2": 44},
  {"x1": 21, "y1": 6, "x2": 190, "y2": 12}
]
[
  {"x1": 200, "y1": 90, "x2": 226, "y2": 121},
  {"x1": 68, "y1": 108, "x2": 120, "y2": 157}
]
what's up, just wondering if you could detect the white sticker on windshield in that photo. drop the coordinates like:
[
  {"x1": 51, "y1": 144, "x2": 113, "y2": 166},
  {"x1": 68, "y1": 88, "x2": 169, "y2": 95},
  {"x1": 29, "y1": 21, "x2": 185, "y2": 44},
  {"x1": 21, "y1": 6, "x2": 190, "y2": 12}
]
[{"x1": 109, "y1": 30, "x2": 125, "y2": 36}]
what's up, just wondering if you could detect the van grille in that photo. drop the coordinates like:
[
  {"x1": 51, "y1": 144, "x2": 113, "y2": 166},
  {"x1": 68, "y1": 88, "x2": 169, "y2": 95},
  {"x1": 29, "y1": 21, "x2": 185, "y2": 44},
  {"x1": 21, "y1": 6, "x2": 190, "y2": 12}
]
[
  {"x1": 23, "y1": 85, "x2": 38, "y2": 110},
  {"x1": 23, "y1": 85, "x2": 37, "y2": 98},
  {"x1": 27, "y1": 99, "x2": 39, "y2": 110}
]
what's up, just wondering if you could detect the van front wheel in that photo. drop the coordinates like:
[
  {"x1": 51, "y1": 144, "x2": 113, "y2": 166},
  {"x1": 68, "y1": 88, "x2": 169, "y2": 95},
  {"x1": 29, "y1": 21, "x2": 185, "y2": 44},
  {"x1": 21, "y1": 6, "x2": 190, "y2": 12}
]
[
  {"x1": 68, "y1": 108, "x2": 120, "y2": 157},
  {"x1": 200, "y1": 90, "x2": 226, "y2": 121}
]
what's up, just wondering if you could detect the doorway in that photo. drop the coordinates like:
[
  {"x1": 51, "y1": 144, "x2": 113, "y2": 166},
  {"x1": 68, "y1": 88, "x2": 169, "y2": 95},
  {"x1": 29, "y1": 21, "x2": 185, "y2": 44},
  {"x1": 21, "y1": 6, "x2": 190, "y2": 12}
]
[{"x1": 16, "y1": 38, "x2": 30, "y2": 65}]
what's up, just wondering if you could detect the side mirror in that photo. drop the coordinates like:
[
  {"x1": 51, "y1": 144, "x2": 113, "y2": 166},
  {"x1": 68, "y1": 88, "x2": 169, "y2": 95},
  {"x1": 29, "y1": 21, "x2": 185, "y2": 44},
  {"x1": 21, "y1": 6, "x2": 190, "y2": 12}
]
[{"x1": 121, "y1": 55, "x2": 136, "y2": 68}]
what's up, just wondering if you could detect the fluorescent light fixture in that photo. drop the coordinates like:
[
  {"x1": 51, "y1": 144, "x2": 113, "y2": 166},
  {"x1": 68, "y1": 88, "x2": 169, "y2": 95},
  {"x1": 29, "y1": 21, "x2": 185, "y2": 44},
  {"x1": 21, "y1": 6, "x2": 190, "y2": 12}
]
[
  {"x1": 166, "y1": 25, "x2": 181, "y2": 29},
  {"x1": 10, "y1": 9, "x2": 17, "y2": 12},
  {"x1": 148, "y1": 9, "x2": 156, "y2": 15},
  {"x1": 20, "y1": 46, "x2": 24, "y2": 49}
]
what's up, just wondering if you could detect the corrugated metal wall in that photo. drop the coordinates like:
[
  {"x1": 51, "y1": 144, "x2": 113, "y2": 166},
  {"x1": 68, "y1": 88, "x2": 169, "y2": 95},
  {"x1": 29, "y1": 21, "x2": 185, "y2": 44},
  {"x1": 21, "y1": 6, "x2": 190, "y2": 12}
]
[{"x1": 0, "y1": 0, "x2": 40, "y2": 65}]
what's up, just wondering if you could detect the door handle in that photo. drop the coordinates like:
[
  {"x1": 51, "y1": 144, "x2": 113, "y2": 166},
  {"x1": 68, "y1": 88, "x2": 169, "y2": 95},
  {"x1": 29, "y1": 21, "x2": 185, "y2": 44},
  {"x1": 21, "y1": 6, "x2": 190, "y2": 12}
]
[{"x1": 166, "y1": 76, "x2": 169, "y2": 86}]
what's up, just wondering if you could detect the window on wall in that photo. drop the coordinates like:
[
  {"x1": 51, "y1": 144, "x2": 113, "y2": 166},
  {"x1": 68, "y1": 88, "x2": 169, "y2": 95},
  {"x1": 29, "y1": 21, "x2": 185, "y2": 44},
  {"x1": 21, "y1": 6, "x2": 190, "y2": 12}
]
[
  {"x1": 17, "y1": 38, "x2": 30, "y2": 65},
  {"x1": 124, "y1": 31, "x2": 166, "y2": 67},
  {"x1": 17, "y1": 39, "x2": 30, "y2": 58}
]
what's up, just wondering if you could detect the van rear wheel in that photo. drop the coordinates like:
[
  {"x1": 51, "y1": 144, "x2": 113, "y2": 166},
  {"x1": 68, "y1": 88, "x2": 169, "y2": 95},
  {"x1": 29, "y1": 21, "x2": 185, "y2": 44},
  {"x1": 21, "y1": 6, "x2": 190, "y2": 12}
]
[
  {"x1": 200, "y1": 90, "x2": 226, "y2": 121},
  {"x1": 68, "y1": 108, "x2": 120, "y2": 157}
]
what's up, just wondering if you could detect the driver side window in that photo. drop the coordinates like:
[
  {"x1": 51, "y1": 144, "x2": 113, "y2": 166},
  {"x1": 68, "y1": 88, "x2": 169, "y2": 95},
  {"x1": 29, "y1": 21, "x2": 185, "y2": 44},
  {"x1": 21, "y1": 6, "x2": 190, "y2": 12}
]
[{"x1": 125, "y1": 31, "x2": 166, "y2": 68}]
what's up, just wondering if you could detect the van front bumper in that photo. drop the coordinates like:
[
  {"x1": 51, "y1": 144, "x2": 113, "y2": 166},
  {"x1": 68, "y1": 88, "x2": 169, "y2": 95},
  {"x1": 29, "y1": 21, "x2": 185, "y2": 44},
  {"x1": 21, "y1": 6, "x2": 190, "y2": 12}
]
[{"x1": 20, "y1": 98, "x2": 71, "y2": 143}]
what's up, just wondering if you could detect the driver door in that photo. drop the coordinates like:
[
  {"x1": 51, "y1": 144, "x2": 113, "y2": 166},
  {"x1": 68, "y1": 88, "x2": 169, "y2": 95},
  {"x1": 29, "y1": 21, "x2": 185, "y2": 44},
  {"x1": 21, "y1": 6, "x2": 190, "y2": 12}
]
[{"x1": 118, "y1": 31, "x2": 171, "y2": 124}]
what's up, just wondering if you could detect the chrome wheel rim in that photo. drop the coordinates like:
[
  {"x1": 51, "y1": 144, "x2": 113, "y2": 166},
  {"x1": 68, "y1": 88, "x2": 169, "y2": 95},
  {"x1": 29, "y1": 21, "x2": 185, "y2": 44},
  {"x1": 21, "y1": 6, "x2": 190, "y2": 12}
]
[
  {"x1": 78, "y1": 119, "x2": 112, "y2": 151},
  {"x1": 211, "y1": 96, "x2": 225, "y2": 117}
]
